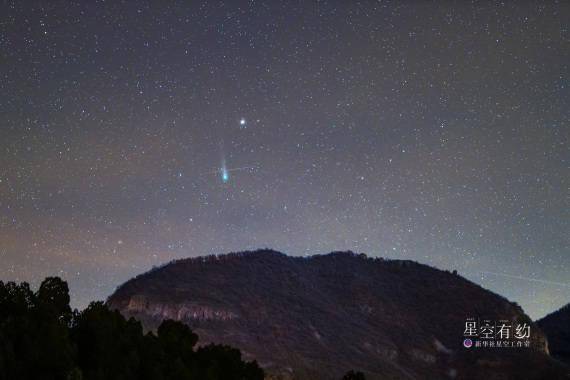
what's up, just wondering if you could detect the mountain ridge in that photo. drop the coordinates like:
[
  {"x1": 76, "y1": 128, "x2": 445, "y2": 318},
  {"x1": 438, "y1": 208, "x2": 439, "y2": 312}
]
[{"x1": 108, "y1": 249, "x2": 568, "y2": 379}]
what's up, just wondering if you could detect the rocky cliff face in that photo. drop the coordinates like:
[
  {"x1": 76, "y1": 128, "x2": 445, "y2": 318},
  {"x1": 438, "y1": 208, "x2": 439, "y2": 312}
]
[
  {"x1": 538, "y1": 303, "x2": 570, "y2": 366},
  {"x1": 107, "y1": 250, "x2": 568, "y2": 379},
  {"x1": 125, "y1": 295, "x2": 238, "y2": 321}
]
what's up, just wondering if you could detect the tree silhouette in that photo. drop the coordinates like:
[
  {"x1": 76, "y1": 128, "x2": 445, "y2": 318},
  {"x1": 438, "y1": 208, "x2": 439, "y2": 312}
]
[
  {"x1": 0, "y1": 277, "x2": 263, "y2": 380},
  {"x1": 37, "y1": 276, "x2": 72, "y2": 323},
  {"x1": 342, "y1": 370, "x2": 366, "y2": 380}
]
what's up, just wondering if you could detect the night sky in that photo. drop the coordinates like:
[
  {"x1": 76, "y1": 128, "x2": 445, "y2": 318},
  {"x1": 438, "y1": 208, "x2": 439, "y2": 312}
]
[{"x1": 1, "y1": 1, "x2": 568, "y2": 320}]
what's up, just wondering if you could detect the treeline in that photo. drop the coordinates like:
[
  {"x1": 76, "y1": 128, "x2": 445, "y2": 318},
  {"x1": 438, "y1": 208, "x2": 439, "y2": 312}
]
[{"x1": 0, "y1": 277, "x2": 264, "y2": 380}]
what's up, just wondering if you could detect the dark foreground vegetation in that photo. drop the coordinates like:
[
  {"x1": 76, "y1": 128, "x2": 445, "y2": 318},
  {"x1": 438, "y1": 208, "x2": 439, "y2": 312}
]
[{"x1": 0, "y1": 277, "x2": 264, "y2": 380}]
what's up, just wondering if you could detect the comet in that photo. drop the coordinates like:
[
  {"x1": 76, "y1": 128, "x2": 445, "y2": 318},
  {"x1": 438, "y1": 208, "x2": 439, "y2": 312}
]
[
  {"x1": 210, "y1": 163, "x2": 258, "y2": 184},
  {"x1": 215, "y1": 140, "x2": 258, "y2": 183},
  {"x1": 221, "y1": 166, "x2": 229, "y2": 183}
]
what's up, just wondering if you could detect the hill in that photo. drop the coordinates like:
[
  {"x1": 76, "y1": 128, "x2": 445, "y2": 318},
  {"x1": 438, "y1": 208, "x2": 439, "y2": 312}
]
[
  {"x1": 107, "y1": 250, "x2": 569, "y2": 379},
  {"x1": 538, "y1": 303, "x2": 570, "y2": 366}
]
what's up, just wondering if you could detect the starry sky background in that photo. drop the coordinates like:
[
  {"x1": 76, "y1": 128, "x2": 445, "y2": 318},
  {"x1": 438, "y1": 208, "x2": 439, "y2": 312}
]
[{"x1": 0, "y1": 1, "x2": 568, "y2": 319}]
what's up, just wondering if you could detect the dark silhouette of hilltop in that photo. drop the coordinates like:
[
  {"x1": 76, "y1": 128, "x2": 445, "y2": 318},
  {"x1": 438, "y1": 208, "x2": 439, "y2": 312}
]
[
  {"x1": 108, "y1": 249, "x2": 569, "y2": 379},
  {"x1": 538, "y1": 303, "x2": 570, "y2": 366}
]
